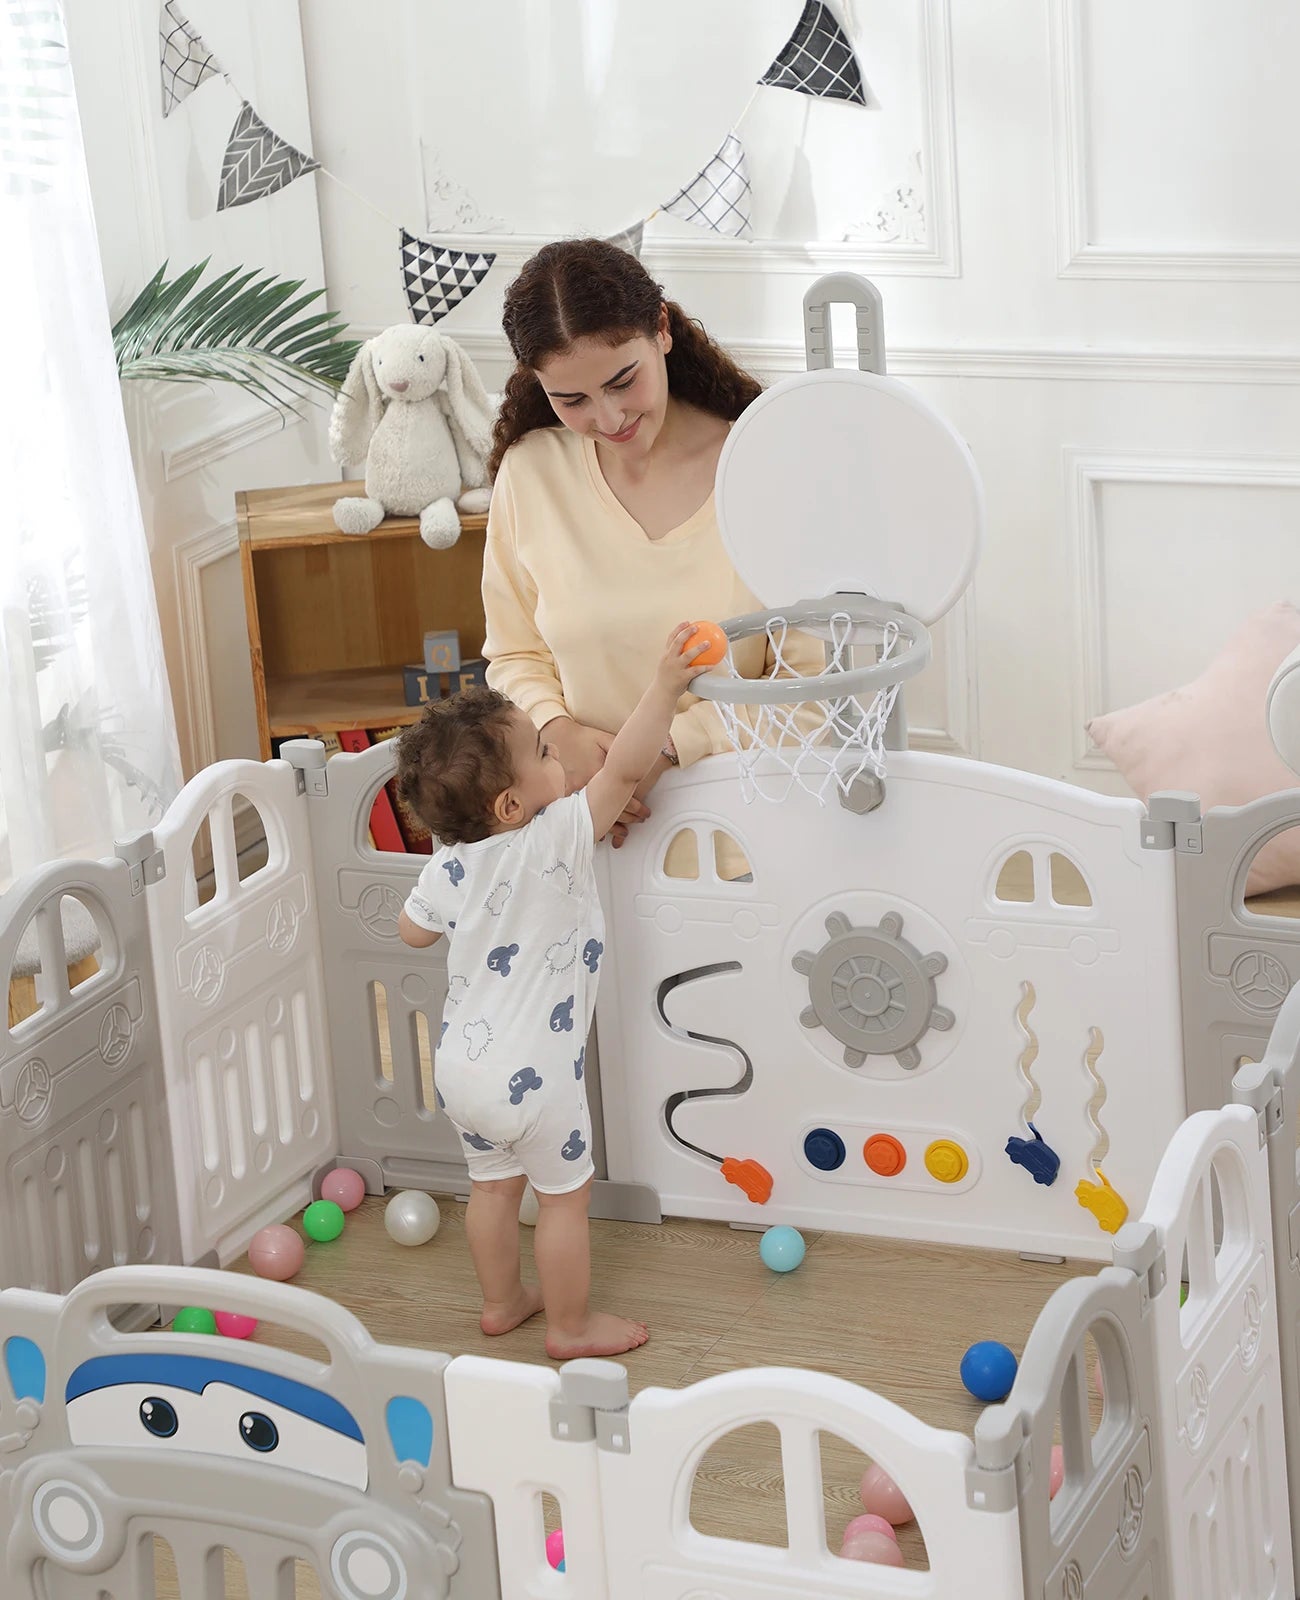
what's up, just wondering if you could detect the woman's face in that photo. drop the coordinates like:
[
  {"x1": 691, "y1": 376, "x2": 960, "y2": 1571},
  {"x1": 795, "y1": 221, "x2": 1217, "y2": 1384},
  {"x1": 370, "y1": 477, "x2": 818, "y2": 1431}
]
[{"x1": 534, "y1": 309, "x2": 672, "y2": 457}]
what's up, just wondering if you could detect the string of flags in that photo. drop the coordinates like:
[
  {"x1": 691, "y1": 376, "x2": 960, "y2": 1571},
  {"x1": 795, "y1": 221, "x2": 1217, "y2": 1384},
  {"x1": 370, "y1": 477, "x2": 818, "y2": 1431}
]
[{"x1": 158, "y1": 0, "x2": 867, "y2": 320}]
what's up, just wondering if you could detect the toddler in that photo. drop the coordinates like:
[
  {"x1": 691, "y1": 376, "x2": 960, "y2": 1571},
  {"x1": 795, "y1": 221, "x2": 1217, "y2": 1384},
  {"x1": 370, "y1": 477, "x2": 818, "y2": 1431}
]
[{"x1": 396, "y1": 622, "x2": 708, "y2": 1358}]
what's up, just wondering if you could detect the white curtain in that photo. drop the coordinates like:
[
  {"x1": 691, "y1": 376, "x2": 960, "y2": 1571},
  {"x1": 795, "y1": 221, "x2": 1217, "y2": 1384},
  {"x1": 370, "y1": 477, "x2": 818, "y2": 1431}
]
[{"x1": 0, "y1": 1, "x2": 181, "y2": 892}]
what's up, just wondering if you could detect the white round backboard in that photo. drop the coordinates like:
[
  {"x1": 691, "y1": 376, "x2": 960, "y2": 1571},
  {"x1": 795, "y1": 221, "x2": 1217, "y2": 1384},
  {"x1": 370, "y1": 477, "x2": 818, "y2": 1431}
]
[
  {"x1": 412, "y1": 2, "x2": 797, "y2": 237},
  {"x1": 715, "y1": 370, "x2": 984, "y2": 625}
]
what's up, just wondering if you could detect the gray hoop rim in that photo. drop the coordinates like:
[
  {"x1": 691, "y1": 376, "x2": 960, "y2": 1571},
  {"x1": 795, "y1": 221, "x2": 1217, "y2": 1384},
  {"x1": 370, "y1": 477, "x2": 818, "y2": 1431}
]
[{"x1": 689, "y1": 595, "x2": 931, "y2": 706}]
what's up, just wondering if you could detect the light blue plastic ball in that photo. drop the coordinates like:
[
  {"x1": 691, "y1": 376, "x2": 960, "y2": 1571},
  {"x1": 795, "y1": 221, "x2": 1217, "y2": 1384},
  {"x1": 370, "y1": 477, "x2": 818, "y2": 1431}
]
[
  {"x1": 759, "y1": 1225, "x2": 806, "y2": 1273},
  {"x1": 960, "y1": 1340, "x2": 1018, "y2": 1402}
]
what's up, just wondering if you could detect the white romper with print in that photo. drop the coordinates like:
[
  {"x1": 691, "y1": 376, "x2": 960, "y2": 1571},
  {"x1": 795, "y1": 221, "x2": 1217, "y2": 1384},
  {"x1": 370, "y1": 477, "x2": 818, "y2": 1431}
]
[{"x1": 402, "y1": 792, "x2": 604, "y2": 1193}]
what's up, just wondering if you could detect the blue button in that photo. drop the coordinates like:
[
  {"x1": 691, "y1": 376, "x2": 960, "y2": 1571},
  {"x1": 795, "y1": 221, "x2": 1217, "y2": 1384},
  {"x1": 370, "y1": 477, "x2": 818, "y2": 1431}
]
[{"x1": 804, "y1": 1128, "x2": 846, "y2": 1171}]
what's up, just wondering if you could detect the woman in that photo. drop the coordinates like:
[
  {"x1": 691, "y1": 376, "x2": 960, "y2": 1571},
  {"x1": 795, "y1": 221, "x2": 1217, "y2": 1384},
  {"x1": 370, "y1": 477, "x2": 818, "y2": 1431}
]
[{"x1": 482, "y1": 237, "x2": 820, "y2": 854}]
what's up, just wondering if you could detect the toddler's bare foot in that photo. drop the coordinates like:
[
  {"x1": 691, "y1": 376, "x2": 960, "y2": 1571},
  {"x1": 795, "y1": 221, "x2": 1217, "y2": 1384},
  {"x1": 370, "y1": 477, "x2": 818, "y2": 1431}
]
[
  {"x1": 480, "y1": 1284, "x2": 544, "y2": 1336},
  {"x1": 545, "y1": 1312, "x2": 649, "y2": 1360}
]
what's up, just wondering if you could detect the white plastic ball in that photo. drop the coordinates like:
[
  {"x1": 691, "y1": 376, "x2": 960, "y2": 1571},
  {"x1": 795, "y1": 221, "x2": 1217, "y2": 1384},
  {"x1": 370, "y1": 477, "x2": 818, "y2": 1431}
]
[
  {"x1": 384, "y1": 1190, "x2": 441, "y2": 1247},
  {"x1": 519, "y1": 1185, "x2": 539, "y2": 1227}
]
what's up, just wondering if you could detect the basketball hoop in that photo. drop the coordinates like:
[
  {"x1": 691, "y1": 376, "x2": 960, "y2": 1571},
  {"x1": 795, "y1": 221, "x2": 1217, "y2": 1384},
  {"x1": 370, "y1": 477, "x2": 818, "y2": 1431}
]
[
  {"x1": 705, "y1": 274, "x2": 984, "y2": 807},
  {"x1": 690, "y1": 594, "x2": 931, "y2": 805}
]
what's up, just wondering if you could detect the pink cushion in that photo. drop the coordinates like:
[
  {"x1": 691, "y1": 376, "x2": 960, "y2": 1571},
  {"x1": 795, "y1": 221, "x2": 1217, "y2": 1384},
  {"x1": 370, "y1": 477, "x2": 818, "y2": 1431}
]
[{"x1": 1086, "y1": 602, "x2": 1300, "y2": 894}]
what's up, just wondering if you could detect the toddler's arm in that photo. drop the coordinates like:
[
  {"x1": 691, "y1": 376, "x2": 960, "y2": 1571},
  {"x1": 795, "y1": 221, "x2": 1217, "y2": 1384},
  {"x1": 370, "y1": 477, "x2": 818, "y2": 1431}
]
[
  {"x1": 399, "y1": 910, "x2": 443, "y2": 948},
  {"x1": 585, "y1": 623, "x2": 708, "y2": 840}
]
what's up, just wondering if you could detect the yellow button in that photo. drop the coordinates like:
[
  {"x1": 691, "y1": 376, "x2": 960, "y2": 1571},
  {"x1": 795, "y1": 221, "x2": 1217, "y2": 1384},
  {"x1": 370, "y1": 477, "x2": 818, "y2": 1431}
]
[{"x1": 925, "y1": 1139, "x2": 968, "y2": 1183}]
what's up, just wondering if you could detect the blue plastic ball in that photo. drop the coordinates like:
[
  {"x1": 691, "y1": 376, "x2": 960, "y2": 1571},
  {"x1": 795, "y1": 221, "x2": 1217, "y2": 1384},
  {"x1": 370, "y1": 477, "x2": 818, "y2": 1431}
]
[
  {"x1": 759, "y1": 1225, "x2": 806, "y2": 1273},
  {"x1": 960, "y1": 1340, "x2": 1018, "y2": 1402}
]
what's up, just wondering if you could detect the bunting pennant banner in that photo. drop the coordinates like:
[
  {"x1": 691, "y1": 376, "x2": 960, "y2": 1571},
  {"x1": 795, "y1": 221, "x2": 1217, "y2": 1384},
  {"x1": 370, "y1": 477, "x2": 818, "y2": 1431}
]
[
  {"x1": 217, "y1": 102, "x2": 320, "y2": 211},
  {"x1": 662, "y1": 134, "x2": 753, "y2": 239},
  {"x1": 761, "y1": 0, "x2": 866, "y2": 105},
  {"x1": 159, "y1": 1, "x2": 224, "y2": 118},
  {"x1": 605, "y1": 221, "x2": 645, "y2": 259},
  {"x1": 401, "y1": 231, "x2": 496, "y2": 323}
]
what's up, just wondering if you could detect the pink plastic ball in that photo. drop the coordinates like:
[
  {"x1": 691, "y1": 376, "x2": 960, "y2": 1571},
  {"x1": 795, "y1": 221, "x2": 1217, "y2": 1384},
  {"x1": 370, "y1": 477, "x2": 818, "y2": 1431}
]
[
  {"x1": 248, "y1": 1224, "x2": 305, "y2": 1282},
  {"x1": 545, "y1": 1528, "x2": 565, "y2": 1570},
  {"x1": 214, "y1": 1311, "x2": 258, "y2": 1340},
  {"x1": 843, "y1": 1513, "x2": 898, "y2": 1545},
  {"x1": 858, "y1": 1463, "x2": 913, "y2": 1526},
  {"x1": 840, "y1": 1530, "x2": 906, "y2": 1566},
  {"x1": 1049, "y1": 1443, "x2": 1064, "y2": 1500},
  {"x1": 321, "y1": 1167, "x2": 367, "y2": 1213}
]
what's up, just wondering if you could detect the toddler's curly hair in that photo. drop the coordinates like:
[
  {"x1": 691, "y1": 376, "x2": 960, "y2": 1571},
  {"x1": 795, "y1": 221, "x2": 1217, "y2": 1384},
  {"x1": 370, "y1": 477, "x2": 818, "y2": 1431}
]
[{"x1": 395, "y1": 686, "x2": 517, "y2": 846}]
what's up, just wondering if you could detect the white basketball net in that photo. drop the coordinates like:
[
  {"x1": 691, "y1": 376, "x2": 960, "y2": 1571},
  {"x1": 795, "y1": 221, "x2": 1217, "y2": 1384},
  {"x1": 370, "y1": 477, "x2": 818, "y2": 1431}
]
[{"x1": 712, "y1": 611, "x2": 901, "y2": 805}]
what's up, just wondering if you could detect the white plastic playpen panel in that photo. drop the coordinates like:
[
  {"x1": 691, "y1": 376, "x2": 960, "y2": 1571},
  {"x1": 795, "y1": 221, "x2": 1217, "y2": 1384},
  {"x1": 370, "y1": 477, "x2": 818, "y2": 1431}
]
[
  {"x1": 444, "y1": 1354, "x2": 1024, "y2": 1600},
  {"x1": 0, "y1": 1264, "x2": 497, "y2": 1600},
  {"x1": 978, "y1": 1263, "x2": 1171, "y2": 1600},
  {"x1": 1141, "y1": 1105, "x2": 1292, "y2": 1598},
  {"x1": 147, "y1": 761, "x2": 338, "y2": 1266},
  {"x1": 0, "y1": 858, "x2": 180, "y2": 1295},
  {"x1": 1235, "y1": 981, "x2": 1300, "y2": 1599},
  {"x1": 297, "y1": 742, "x2": 473, "y2": 1194},
  {"x1": 596, "y1": 751, "x2": 1186, "y2": 1260}
]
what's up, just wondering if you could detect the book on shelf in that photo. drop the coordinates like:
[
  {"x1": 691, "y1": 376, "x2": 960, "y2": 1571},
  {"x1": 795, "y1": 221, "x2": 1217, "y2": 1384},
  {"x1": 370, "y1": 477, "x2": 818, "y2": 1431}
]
[
  {"x1": 370, "y1": 723, "x2": 433, "y2": 853},
  {"x1": 336, "y1": 728, "x2": 406, "y2": 853}
]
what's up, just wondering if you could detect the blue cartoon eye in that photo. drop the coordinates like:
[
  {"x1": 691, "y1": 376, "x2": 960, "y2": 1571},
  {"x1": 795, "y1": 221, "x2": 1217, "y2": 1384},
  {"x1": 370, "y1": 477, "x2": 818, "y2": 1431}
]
[
  {"x1": 240, "y1": 1411, "x2": 280, "y2": 1453},
  {"x1": 140, "y1": 1397, "x2": 178, "y2": 1438}
]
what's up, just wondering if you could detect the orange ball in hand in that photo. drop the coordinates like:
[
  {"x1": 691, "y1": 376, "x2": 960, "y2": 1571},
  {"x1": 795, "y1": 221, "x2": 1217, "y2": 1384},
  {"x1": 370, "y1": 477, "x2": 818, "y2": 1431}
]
[{"x1": 684, "y1": 621, "x2": 728, "y2": 667}]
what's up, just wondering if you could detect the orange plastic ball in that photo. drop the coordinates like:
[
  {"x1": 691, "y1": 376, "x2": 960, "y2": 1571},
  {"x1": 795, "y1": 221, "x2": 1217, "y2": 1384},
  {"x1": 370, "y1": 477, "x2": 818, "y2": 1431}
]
[{"x1": 684, "y1": 621, "x2": 727, "y2": 667}]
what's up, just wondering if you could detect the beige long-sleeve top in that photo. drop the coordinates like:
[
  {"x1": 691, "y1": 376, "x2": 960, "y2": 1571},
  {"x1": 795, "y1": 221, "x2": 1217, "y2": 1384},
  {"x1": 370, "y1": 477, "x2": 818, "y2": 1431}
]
[{"x1": 481, "y1": 425, "x2": 824, "y2": 767}]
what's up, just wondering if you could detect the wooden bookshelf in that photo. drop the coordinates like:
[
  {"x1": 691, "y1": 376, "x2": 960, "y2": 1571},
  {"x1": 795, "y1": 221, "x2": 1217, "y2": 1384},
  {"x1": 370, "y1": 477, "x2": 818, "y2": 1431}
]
[{"x1": 236, "y1": 482, "x2": 489, "y2": 759}]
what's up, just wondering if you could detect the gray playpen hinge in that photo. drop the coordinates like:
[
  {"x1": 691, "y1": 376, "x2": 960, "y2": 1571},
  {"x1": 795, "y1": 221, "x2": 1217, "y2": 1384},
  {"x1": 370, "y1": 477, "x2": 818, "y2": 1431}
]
[
  {"x1": 1235, "y1": 1061, "x2": 1285, "y2": 1146},
  {"x1": 1140, "y1": 790, "x2": 1203, "y2": 854},
  {"x1": 1112, "y1": 1220, "x2": 1166, "y2": 1309},
  {"x1": 116, "y1": 830, "x2": 165, "y2": 895},
  {"x1": 549, "y1": 1360, "x2": 630, "y2": 1454},
  {"x1": 967, "y1": 1411, "x2": 1025, "y2": 1513},
  {"x1": 279, "y1": 737, "x2": 329, "y2": 797},
  {"x1": 803, "y1": 273, "x2": 885, "y2": 374}
]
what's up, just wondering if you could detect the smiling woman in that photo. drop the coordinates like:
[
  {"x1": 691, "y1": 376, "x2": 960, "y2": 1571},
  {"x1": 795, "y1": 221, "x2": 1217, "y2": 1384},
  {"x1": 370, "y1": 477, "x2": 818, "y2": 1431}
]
[{"x1": 482, "y1": 238, "x2": 823, "y2": 864}]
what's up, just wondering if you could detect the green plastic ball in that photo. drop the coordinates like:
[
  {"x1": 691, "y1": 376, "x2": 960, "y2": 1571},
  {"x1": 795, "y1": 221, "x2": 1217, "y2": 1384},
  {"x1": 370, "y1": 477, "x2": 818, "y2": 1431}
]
[
  {"x1": 173, "y1": 1306, "x2": 217, "y2": 1335},
  {"x1": 303, "y1": 1199, "x2": 345, "y2": 1243}
]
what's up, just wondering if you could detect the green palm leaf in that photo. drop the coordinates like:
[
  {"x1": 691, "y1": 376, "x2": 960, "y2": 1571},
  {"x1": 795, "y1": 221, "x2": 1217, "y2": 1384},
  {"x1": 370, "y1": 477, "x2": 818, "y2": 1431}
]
[{"x1": 112, "y1": 258, "x2": 360, "y2": 411}]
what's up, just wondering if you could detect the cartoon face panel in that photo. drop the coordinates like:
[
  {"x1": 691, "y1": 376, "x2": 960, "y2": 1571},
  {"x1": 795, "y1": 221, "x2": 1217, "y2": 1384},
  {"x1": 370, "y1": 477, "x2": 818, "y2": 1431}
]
[{"x1": 64, "y1": 1354, "x2": 367, "y2": 1491}]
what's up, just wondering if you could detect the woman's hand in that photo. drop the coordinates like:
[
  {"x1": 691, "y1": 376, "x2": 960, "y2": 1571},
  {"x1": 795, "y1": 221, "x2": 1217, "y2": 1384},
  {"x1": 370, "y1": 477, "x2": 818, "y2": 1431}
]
[
  {"x1": 542, "y1": 716, "x2": 612, "y2": 793},
  {"x1": 610, "y1": 752, "x2": 673, "y2": 848}
]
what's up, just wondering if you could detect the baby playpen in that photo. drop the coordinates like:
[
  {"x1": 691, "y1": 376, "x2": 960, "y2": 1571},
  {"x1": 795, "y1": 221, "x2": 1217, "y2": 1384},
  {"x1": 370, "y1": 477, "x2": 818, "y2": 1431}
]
[{"x1": 2, "y1": 733, "x2": 1300, "y2": 1598}]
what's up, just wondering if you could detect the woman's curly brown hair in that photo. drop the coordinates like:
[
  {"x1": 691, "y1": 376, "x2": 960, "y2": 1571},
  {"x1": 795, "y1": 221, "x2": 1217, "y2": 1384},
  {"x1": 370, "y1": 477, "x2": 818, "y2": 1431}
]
[
  {"x1": 395, "y1": 687, "x2": 517, "y2": 846},
  {"x1": 488, "y1": 237, "x2": 762, "y2": 477}
]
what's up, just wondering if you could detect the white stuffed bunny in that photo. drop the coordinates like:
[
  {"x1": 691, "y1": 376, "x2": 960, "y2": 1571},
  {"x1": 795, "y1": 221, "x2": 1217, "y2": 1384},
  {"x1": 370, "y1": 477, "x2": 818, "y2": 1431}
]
[{"x1": 328, "y1": 324, "x2": 494, "y2": 550}]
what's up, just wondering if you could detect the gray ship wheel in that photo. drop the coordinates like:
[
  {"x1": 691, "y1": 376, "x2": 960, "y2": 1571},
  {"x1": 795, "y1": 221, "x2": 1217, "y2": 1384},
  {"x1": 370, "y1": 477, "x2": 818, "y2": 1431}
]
[{"x1": 793, "y1": 909, "x2": 954, "y2": 1070}]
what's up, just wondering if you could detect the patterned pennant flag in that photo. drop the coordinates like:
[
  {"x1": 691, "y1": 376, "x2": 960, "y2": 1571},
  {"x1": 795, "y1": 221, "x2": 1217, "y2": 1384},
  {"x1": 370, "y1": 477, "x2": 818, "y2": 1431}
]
[
  {"x1": 761, "y1": 0, "x2": 866, "y2": 105},
  {"x1": 662, "y1": 134, "x2": 753, "y2": 239},
  {"x1": 159, "y1": 1, "x2": 224, "y2": 118},
  {"x1": 217, "y1": 103, "x2": 319, "y2": 211},
  {"x1": 400, "y1": 231, "x2": 496, "y2": 324},
  {"x1": 605, "y1": 221, "x2": 645, "y2": 259}
]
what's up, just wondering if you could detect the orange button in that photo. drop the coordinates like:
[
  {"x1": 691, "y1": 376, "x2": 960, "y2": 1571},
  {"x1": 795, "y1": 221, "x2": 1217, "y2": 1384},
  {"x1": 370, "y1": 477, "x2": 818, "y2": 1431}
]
[{"x1": 864, "y1": 1134, "x2": 907, "y2": 1176}]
